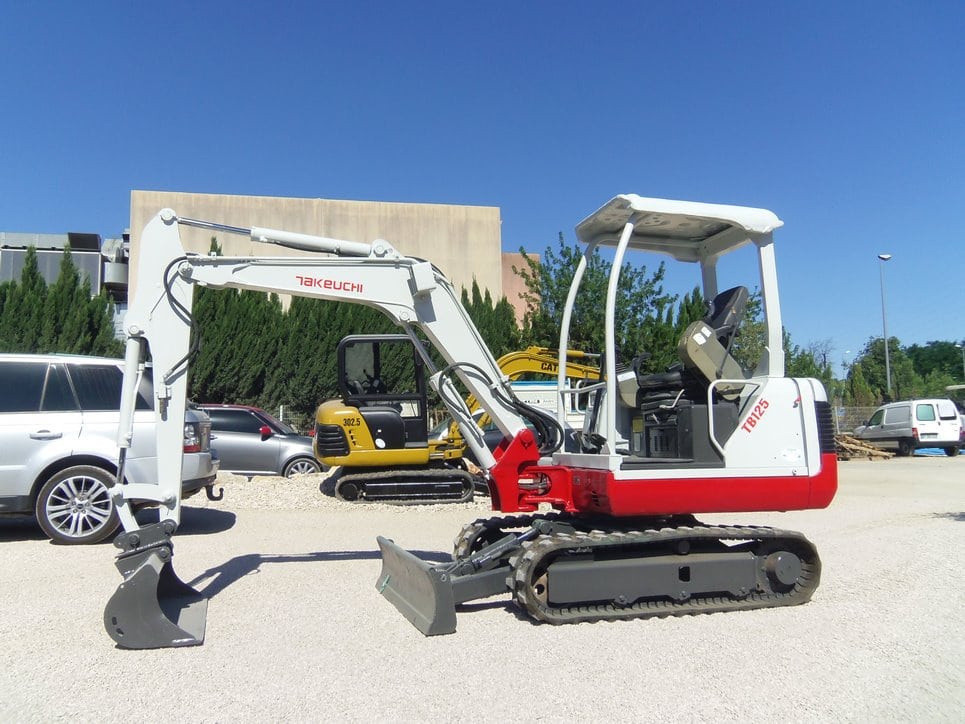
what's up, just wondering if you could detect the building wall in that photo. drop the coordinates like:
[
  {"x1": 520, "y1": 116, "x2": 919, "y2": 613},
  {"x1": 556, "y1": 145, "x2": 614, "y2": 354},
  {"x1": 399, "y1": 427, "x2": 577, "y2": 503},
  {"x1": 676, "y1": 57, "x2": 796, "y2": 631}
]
[
  {"x1": 129, "y1": 191, "x2": 503, "y2": 304},
  {"x1": 501, "y1": 251, "x2": 538, "y2": 325}
]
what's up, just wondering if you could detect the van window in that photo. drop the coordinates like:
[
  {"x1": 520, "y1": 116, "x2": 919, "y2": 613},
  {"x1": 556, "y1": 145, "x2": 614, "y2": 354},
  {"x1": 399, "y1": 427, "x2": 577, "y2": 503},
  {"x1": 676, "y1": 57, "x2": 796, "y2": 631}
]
[
  {"x1": 937, "y1": 400, "x2": 958, "y2": 420},
  {"x1": 915, "y1": 404, "x2": 936, "y2": 422},
  {"x1": 884, "y1": 405, "x2": 910, "y2": 424}
]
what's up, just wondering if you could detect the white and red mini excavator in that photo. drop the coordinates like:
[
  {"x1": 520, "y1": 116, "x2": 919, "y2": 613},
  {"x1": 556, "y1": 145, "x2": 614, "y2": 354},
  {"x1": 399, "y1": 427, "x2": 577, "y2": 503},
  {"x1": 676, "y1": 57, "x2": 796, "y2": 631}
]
[{"x1": 105, "y1": 195, "x2": 837, "y2": 648}]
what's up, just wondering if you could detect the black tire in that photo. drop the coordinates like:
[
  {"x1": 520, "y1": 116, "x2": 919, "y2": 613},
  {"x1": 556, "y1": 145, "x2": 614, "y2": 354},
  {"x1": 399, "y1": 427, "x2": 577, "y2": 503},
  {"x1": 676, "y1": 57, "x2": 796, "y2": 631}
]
[
  {"x1": 35, "y1": 465, "x2": 120, "y2": 545},
  {"x1": 283, "y1": 457, "x2": 321, "y2": 477},
  {"x1": 944, "y1": 447, "x2": 960, "y2": 457},
  {"x1": 897, "y1": 439, "x2": 914, "y2": 457}
]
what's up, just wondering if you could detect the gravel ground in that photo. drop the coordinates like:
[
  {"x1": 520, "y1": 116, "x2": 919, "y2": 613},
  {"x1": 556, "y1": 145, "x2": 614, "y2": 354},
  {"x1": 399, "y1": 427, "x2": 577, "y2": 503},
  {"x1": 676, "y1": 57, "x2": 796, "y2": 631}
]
[{"x1": 1, "y1": 457, "x2": 963, "y2": 722}]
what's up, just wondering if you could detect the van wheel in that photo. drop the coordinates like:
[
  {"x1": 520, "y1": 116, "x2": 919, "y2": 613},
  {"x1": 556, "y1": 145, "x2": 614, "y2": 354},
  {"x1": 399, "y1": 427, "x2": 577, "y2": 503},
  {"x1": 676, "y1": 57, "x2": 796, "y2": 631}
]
[
  {"x1": 35, "y1": 465, "x2": 120, "y2": 545},
  {"x1": 897, "y1": 440, "x2": 914, "y2": 457},
  {"x1": 944, "y1": 447, "x2": 960, "y2": 457}
]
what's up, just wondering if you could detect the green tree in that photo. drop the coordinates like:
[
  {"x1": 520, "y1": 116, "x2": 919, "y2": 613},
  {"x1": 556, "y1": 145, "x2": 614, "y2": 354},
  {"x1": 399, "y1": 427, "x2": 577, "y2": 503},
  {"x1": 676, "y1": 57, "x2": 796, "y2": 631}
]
[
  {"x1": 0, "y1": 247, "x2": 47, "y2": 351},
  {"x1": 40, "y1": 245, "x2": 94, "y2": 353},
  {"x1": 0, "y1": 245, "x2": 120, "y2": 356},
  {"x1": 784, "y1": 333, "x2": 835, "y2": 392},
  {"x1": 730, "y1": 291, "x2": 766, "y2": 372},
  {"x1": 461, "y1": 279, "x2": 521, "y2": 360},
  {"x1": 845, "y1": 362, "x2": 877, "y2": 405},
  {"x1": 849, "y1": 336, "x2": 924, "y2": 404},
  {"x1": 513, "y1": 233, "x2": 672, "y2": 365},
  {"x1": 0, "y1": 280, "x2": 16, "y2": 350},
  {"x1": 263, "y1": 298, "x2": 396, "y2": 416},
  {"x1": 907, "y1": 340, "x2": 965, "y2": 382},
  {"x1": 633, "y1": 287, "x2": 707, "y2": 374},
  {"x1": 88, "y1": 290, "x2": 123, "y2": 357}
]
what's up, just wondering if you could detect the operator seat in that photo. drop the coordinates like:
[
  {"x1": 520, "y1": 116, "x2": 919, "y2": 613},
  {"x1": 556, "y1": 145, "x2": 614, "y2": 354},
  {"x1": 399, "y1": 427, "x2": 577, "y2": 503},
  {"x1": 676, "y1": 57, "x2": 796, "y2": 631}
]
[{"x1": 635, "y1": 286, "x2": 749, "y2": 410}]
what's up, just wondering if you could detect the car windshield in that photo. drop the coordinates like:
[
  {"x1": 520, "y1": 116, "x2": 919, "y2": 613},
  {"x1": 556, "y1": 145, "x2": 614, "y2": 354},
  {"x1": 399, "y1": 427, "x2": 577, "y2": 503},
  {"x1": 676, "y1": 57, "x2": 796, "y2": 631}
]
[{"x1": 258, "y1": 408, "x2": 298, "y2": 435}]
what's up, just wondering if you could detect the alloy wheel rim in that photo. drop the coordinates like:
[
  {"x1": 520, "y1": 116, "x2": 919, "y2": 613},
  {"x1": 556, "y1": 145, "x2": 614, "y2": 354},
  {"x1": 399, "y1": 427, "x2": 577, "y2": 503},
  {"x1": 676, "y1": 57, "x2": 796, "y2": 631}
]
[{"x1": 45, "y1": 475, "x2": 113, "y2": 538}]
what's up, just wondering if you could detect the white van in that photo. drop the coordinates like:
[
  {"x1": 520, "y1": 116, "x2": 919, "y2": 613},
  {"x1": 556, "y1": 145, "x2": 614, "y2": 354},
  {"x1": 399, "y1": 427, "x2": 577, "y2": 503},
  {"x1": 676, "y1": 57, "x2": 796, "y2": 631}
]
[{"x1": 853, "y1": 398, "x2": 963, "y2": 457}]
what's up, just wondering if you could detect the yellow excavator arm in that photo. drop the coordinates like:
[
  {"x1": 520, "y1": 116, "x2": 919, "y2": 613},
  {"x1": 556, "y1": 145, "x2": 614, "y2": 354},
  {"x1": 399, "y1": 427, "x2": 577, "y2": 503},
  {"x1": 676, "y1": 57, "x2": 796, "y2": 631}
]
[{"x1": 464, "y1": 346, "x2": 600, "y2": 414}]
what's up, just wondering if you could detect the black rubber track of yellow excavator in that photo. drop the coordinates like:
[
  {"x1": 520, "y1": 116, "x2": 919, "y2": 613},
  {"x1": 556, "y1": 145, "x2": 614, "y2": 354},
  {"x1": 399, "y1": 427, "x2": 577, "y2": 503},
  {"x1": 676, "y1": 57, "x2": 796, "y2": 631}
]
[
  {"x1": 335, "y1": 467, "x2": 479, "y2": 505},
  {"x1": 506, "y1": 523, "x2": 820, "y2": 625}
]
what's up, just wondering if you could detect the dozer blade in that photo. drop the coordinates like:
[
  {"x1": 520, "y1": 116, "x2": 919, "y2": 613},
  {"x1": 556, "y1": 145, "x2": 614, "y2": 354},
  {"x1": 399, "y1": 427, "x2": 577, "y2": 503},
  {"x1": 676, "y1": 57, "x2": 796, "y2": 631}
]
[
  {"x1": 376, "y1": 536, "x2": 457, "y2": 636},
  {"x1": 103, "y1": 522, "x2": 207, "y2": 649}
]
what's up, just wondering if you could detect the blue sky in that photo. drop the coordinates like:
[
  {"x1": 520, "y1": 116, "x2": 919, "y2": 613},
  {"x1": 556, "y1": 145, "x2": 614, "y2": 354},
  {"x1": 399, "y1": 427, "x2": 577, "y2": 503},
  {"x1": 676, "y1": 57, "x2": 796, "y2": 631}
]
[{"x1": 1, "y1": 1, "x2": 962, "y2": 371}]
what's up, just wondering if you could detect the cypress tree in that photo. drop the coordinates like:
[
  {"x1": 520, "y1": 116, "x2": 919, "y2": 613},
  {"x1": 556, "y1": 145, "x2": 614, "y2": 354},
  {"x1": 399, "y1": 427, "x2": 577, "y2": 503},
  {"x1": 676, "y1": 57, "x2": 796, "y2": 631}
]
[
  {"x1": 88, "y1": 290, "x2": 122, "y2": 356},
  {"x1": 7, "y1": 247, "x2": 48, "y2": 351},
  {"x1": 0, "y1": 280, "x2": 18, "y2": 351}
]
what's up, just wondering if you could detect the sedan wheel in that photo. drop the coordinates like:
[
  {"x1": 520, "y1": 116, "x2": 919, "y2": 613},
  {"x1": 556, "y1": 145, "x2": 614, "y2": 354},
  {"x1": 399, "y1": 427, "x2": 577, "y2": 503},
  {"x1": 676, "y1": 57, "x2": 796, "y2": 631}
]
[
  {"x1": 35, "y1": 465, "x2": 120, "y2": 544},
  {"x1": 283, "y1": 457, "x2": 321, "y2": 477}
]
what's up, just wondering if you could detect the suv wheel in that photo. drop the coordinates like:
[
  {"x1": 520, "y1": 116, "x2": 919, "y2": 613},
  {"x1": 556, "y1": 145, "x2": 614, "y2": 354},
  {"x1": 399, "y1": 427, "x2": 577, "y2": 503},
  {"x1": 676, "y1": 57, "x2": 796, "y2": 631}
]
[
  {"x1": 944, "y1": 447, "x2": 960, "y2": 457},
  {"x1": 35, "y1": 465, "x2": 120, "y2": 544},
  {"x1": 897, "y1": 439, "x2": 914, "y2": 457},
  {"x1": 283, "y1": 457, "x2": 321, "y2": 477}
]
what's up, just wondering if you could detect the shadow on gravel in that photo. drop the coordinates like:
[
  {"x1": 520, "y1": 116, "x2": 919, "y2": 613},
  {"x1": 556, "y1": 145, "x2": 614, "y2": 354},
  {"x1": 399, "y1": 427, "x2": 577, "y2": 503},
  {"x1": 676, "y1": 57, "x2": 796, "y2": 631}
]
[
  {"x1": 456, "y1": 599, "x2": 517, "y2": 616},
  {"x1": 0, "y1": 506, "x2": 238, "y2": 545},
  {"x1": 320, "y1": 476, "x2": 336, "y2": 497},
  {"x1": 190, "y1": 548, "x2": 452, "y2": 599},
  {"x1": 933, "y1": 512, "x2": 965, "y2": 522},
  {"x1": 133, "y1": 506, "x2": 237, "y2": 535},
  {"x1": 0, "y1": 516, "x2": 47, "y2": 542}
]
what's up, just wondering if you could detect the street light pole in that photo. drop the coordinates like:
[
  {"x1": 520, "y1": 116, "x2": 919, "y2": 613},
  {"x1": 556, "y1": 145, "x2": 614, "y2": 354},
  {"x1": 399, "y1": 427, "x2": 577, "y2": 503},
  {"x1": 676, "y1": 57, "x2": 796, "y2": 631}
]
[
  {"x1": 957, "y1": 342, "x2": 965, "y2": 381},
  {"x1": 878, "y1": 254, "x2": 892, "y2": 398}
]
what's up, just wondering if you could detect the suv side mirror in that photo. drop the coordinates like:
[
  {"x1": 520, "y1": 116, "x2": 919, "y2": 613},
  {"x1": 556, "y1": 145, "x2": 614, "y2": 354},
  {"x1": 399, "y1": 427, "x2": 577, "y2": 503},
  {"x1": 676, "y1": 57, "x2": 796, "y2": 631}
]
[{"x1": 259, "y1": 425, "x2": 273, "y2": 441}]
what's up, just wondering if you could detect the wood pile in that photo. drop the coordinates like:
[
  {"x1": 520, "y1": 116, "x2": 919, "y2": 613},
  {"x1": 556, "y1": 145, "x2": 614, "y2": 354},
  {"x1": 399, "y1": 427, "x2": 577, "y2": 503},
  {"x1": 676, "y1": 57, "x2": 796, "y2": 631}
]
[{"x1": 835, "y1": 434, "x2": 893, "y2": 460}]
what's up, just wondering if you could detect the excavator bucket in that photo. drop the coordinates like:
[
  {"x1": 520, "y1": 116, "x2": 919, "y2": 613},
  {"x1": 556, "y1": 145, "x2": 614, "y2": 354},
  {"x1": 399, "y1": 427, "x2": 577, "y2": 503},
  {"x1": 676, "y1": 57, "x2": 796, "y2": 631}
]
[
  {"x1": 376, "y1": 536, "x2": 457, "y2": 636},
  {"x1": 103, "y1": 523, "x2": 207, "y2": 649}
]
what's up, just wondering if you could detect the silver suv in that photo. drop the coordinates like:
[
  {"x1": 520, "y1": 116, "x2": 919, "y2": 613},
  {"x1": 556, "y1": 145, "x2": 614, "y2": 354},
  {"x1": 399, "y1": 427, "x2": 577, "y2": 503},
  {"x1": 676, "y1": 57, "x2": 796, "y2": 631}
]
[{"x1": 0, "y1": 354, "x2": 219, "y2": 544}]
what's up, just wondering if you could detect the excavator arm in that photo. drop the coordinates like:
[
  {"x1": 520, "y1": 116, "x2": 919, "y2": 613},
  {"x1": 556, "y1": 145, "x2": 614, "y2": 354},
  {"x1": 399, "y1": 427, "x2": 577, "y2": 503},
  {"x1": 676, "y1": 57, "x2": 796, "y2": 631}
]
[
  {"x1": 452, "y1": 347, "x2": 600, "y2": 453},
  {"x1": 105, "y1": 209, "x2": 546, "y2": 648},
  {"x1": 463, "y1": 346, "x2": 600, "y2": 414},
  {"x1": 495, "y1": 346, "x2": 600, "y2": 381}
]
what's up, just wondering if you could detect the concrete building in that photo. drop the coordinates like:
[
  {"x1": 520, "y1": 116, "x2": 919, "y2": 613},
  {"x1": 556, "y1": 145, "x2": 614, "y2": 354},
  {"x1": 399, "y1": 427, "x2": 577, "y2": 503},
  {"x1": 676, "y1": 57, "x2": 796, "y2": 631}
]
[
  {"x1": 501, "y1": 251, "x2": 534, "y2": 324},
  {"x1": 129, "y1": 191, "x2": 509, "y2": 312}
]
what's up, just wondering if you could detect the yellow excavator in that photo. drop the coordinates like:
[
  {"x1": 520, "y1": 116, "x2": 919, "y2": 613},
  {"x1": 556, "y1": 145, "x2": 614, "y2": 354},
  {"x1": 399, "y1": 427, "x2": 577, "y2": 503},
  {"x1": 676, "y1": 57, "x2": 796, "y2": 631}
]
[{"x1": 313, "y1": 335, "x2": 599, "y2": 503}]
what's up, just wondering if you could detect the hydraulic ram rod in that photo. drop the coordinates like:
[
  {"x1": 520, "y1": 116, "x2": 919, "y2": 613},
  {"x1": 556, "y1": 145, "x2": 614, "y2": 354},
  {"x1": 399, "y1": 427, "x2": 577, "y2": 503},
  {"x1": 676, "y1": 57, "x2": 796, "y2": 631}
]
[{"x1": 174, "y1": 214, "x2": 373, "y2": 256}]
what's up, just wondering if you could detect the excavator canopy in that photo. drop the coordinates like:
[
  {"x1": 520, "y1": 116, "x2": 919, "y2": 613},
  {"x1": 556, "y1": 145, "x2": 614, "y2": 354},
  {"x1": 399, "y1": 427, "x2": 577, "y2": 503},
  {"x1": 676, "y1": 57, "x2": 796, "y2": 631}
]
[{"x1": 575, "y1": 194, "x2": 783, "y2": 262}]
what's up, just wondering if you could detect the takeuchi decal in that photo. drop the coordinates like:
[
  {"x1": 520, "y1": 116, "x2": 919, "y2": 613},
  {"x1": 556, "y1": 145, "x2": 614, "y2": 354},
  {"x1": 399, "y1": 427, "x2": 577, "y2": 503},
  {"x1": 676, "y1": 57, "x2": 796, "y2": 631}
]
[{"x1": 295, "y1": 275, "x2": 363, "y2": 293}]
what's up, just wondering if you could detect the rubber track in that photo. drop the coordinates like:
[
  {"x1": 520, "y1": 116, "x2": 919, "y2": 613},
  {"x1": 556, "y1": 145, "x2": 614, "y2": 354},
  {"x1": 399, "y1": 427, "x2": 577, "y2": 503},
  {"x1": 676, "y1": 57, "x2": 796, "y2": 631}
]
[
  {"x1": 452, "y1": 513, "x2": 553, "y2": 559},
  {"x1": 508, "y1": 524, "x2": 821, "y2": 625},
  {"x1": 451, "y1": 512, "x2": 697, "y2": 559},
  {"x1": 335, "y1": 467, "x2": 477, "y2": 505}
]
